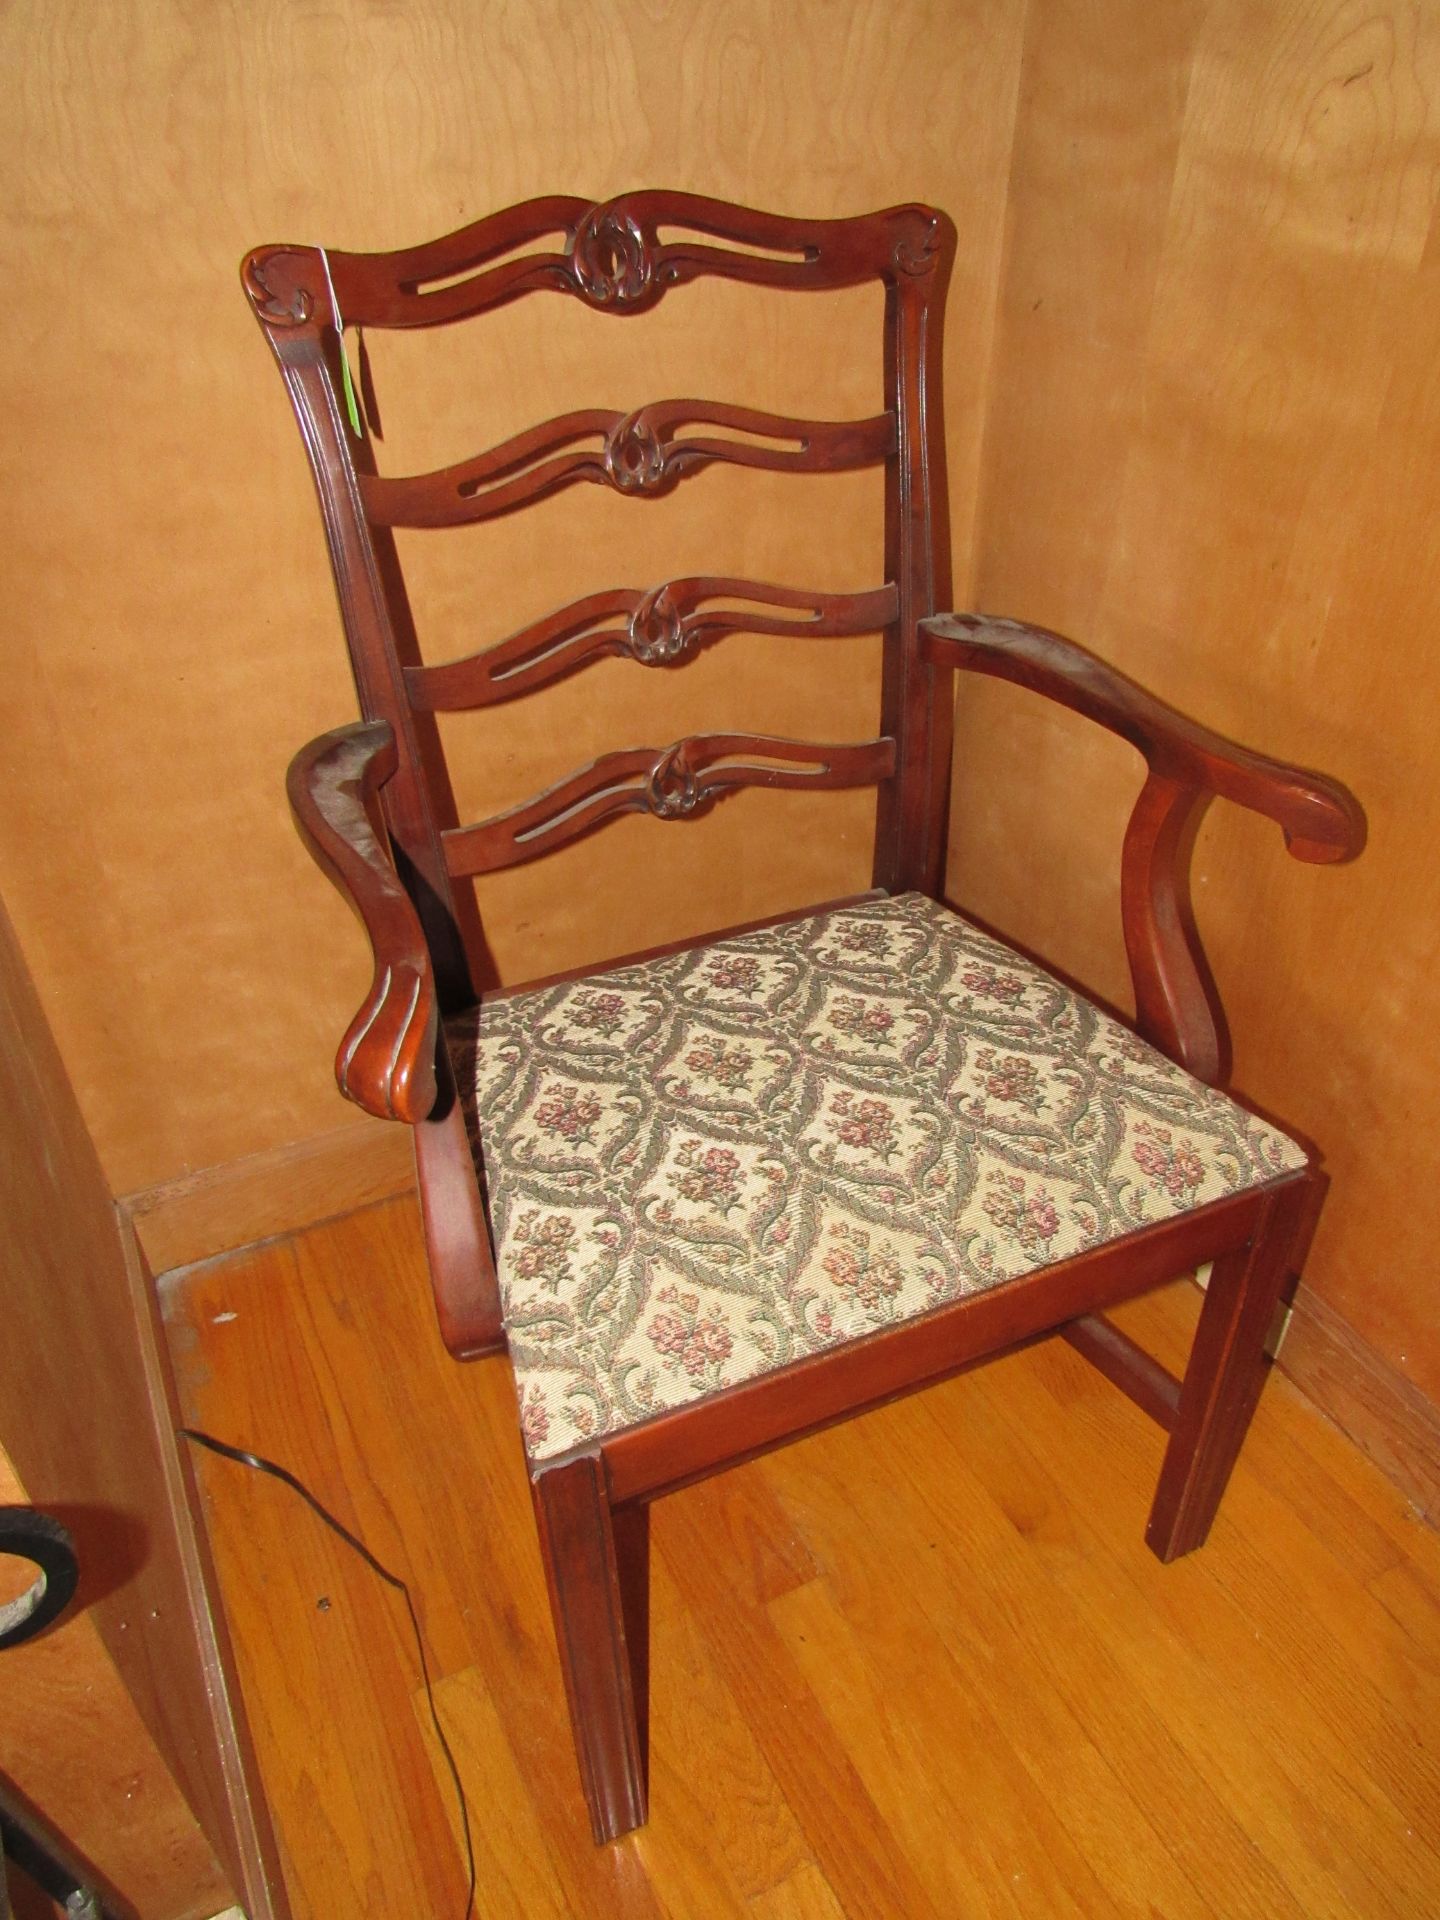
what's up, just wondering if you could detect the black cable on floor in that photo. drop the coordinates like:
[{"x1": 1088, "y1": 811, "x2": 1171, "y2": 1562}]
[{"x1": 180, "y1": 1426, "x2": 477, "y2": 1920}]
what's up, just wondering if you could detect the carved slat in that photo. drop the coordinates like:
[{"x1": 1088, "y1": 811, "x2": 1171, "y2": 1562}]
[
  {"x1": 291, "y1": 192, "x2": 947, "y2": 328},
  {"x1": 360, "y1": 401, "x2": 894, "y2": 529},
  {"x1": 442, "y1": 733, "x2": 897, "y2": 876},
  {"x1": 407, "y1": 579, "x2": 899, "y2": 709}
]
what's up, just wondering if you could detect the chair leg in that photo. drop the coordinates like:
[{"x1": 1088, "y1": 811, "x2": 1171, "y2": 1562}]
[
  {"x1": 531, "y1": 1452, "x2": 649, "y2": 1843},
  {"x1": 1146, "y1": 1172, "x2": 1320, "y2": 1564}
]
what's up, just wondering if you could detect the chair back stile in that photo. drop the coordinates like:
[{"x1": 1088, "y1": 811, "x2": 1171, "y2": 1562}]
[
  {"x1": 877, "y1": 229, "x2": 956, "y2": 896},
  {"x1": 242, "y1": 193, "x2": 958, "y2": 999},
  {"x1": 240, "y1": 246, "x2": 482, "y2": 1010}
]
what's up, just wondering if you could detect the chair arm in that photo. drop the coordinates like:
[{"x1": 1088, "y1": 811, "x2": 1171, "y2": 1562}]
[
  {"x1": 920, "y1": 613, "x2": 1367, "y2": 1085},
  {"x1": 922, "y1": 613, "x2": 1365, "y2": 859},
  {"x1": 286, "y1": 720, "x2": 439, "y2": 1123}
]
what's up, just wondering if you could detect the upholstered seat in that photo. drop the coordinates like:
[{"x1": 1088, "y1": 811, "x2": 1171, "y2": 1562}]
[{"x1": 449, "y1": 893, "x2": 1306, "y2": 1462}]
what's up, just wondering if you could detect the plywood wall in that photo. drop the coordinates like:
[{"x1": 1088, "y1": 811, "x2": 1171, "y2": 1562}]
[
  {"x1": 949, "y1": 0, "x2": 1440, "y2": 1402},
  {"x1": 3, "y1": 0, "x2": 1437, "y2": 1408},
  {"x1": 0, "y1": 895, "x2": 247, "y2": 1917},
  {"x1": 0, "y1": 0, "x2": 1025, "y2": 1195},
  {"x1": 0, "y1": 1445, "x2": 233, "y2": 1920}
]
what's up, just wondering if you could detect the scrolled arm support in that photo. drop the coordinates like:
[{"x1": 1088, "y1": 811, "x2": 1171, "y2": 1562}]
[
  {"x1": 287, "y1": 721, "x2": 439, "y2": 1123},
  {"x1": 921, "y1": 613, "x2": 1366, "y2": 1085}
]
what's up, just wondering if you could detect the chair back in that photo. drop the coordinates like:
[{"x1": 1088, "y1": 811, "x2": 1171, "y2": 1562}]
[{"x1": 243, "y1": 193, "x2": 956, "y2": 1007}]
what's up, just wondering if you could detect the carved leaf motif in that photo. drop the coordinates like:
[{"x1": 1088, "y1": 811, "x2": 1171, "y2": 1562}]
[
  {"x1": 644, "y1": 744, "x2": 701, "y2": 819},
  {"x1": 244, "y1": 250, "x2": 315, "y2": 326},
  {"x1": 627, "y1": 585, "x2": 687, "y2": 664},
  {"x1": 604, "y1": 412, "x2": 668, "y2": 493},
  {"x1": 571, "y1": 203, "x2": 656, "y2": 307},
  {"x1": 892, "y1": 214, "x2": 940, "y2": 278}
]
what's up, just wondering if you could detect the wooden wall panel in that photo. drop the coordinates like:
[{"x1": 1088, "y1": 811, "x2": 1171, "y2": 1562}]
[
  {"x1": 950, "y1": 0, "x2": 1440, "y2": 1401},
  {"x1": 0, "y1": 895, "x2": 283, "y2": 1915},
  {"x1": 0, "y1": 0, "x2": 1026, "y2": 1195},
  {"x1": 9, "y1": 0, "x2": 1431, "y2": 1423},
  {"x1": 0, "y1": 1446, "x2": 231, "y2": 1920}
]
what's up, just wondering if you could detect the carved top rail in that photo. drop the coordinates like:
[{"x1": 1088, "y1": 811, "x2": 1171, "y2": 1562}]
[
  {"x1": 242, "y1": 193, "x2": 952, "y2": 334},
  {"x1": 442, "y1": 731, "x2": 897, "y2": 875},
  {"x1": 408, "y1": 578, "x2": 898, "y2": 708},
  {"x1": 360, "y1": 400, "x2": 893, "y2": 528}
]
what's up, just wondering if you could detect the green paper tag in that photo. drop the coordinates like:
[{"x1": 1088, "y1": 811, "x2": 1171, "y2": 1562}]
[
  {"x1": 318, "y1": 245, "x2": 364, "y2": 440},
  {"x1": 338, "y1": 336, "x2": 362, "y2": 438}
]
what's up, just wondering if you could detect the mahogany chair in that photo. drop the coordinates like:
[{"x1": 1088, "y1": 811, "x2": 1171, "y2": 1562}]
[{"x1": 243, "y1": 193, "x2": 1365, "y2": 1844}]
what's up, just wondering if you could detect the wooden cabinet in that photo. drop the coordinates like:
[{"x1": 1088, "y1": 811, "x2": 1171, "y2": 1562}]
[{"x1": 0, "y1": 894, "x2": 286, "y2": 1920}]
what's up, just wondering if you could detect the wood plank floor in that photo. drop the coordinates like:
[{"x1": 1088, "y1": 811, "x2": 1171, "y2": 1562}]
[{"x1": 161, "y1": 1196, "x2": 1440, "y2": 1919}]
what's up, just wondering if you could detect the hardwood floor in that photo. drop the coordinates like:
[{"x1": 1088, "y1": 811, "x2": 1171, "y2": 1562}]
[{"x1": 161, "y1": 1196, "x2": 1440, "y2": 1918}]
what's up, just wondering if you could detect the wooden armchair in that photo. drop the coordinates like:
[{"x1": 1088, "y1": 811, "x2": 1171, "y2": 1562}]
[{"x1": 243, "y1": 193, "x2": 1364, "y2": 1844}]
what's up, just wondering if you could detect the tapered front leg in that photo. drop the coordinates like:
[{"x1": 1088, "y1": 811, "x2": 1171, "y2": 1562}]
[
  {"x1": 531, "y1": 1452, "x2": 649, "y2": 1842},
  {"x1": 1147, "y1": 1172, "x2": 1320, "y2": 1563}
]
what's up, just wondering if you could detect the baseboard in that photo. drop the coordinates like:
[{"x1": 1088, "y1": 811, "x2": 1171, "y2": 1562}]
[
  {"x1": 1278, "y1": 1287, "x2": 1439, "y2": 1525},
  {"x1": 120, "y1": 1121, "x2": 415, "y2": 1277}
]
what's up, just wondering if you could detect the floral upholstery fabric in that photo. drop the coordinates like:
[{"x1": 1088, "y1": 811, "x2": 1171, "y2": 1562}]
[{"x1": 446, "y1": 893, "x2": 1306, "y2": 1462}]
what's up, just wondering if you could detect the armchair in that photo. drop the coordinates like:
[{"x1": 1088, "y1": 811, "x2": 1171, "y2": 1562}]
[{"x1": 246, "y1": 193, "x2": 1363, "y2": 1844}]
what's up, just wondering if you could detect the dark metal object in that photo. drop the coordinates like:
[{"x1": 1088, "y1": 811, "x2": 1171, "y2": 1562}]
[
  {"x1": 1, "y1": 1807, "x2": 106, "y2": 1917},
  {"x1": 0, "y1": 1508, "x2": 79, "y2": 1651},
  {"x1": 1, "y1": 1508, "x2": 115, "y2": 1918}
]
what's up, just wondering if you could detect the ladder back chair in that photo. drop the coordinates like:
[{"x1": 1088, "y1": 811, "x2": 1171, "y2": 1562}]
[{"x1": 243, "y1": 192, "x2": 1365, "y2": 1843}]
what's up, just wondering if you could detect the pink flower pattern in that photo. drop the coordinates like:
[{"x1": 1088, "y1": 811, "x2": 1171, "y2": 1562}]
[
  {"x1": 827, "y1": 1090, "x2": 900, "y2": 1160},
  {"x1": 982, "y1": 1170, "x2": 1062, "y2": 1256},
  {"x1": 519, "y1": 1385, "x2": 550, "y2": 1451},
  {"x1": 975, "y1": 1047, "x2": 1043, "y2": 1111},
  {"x1": 837, "y1": 922, "x2": 890, "y2": 957},
  {"x1": 512, "y1": 1211, "x2": 576, "y2": 1291},
  {"x1": 828, "y1": 994, "x2": 898, "y2": 1048},
  {"x1": 567, "y1": 990, "x2": 627, "y2": 1037},
  {"x1": 962, "y1": 965, "x2": 1025, "y2": 1004},
  {"x1": 670, "y1": 1139, "x2": 744, "y2": 1212},
  {"x1": 685, "y1": 1038, "x2": 753, "y2": 1089},
  {"x1": 706, "y1": 953, "x2": 762, "y2": 995},
  {"x1": 533, "y1": 1083, "x2": 603, "y2": 1143},
  {"x1": 452, "y1": 893, "x2": 1309, "y2": 1461},
  {"x1": 821, "y1": 1222, "x2": 906, "y2": 1311},
  {"x1": 1132, "y1": 1121, "x2": 1206, "y2": 1197},
  {"x1": 646, "y1": 1285, "x2": 735, "y2": 1378}
]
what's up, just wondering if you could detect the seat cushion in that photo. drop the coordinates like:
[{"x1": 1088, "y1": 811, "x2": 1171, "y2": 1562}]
[{"x1": 447, "y1": 893, "x2": 1306, "y2": 1462}]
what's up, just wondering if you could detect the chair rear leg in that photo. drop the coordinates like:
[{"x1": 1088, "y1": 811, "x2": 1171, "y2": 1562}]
[
  {"x1": 1146, "y1": 1172, "x2": 1321, "y2": 1564},
  {"x1": 531, "y1": 1452, "x2": 649, "y2": 1843}
]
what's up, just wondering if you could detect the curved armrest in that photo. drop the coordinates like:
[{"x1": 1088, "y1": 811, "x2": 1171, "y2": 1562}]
[
  {"x1": 287, "y1": 721, "x2": 439, "y2": 1123},
  {"x1": 920, "y1": 613, "x2": 1367, "y2": 1084},
  {"x1": 922, "y1": 614, "x2": 1365, "y2": 860}
]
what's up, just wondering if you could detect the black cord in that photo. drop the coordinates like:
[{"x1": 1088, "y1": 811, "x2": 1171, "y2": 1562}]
[{"x1": 180, "y1": 1427, "x2": 476, "y2": 1920}]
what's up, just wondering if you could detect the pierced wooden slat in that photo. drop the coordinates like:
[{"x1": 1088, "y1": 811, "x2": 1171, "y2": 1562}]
[
  {"x1": 407, "y1": 579, "x2": 899, "y2": 709},
  {"x1": 442, "y1": 732, "x2": 896, "y2": 875},
  {"x1": 360, "y1": 401, "x2": 894, "y2": 530},
  {"x1": 299, "y1": 192, "x2": 947, "y2": 328}
]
